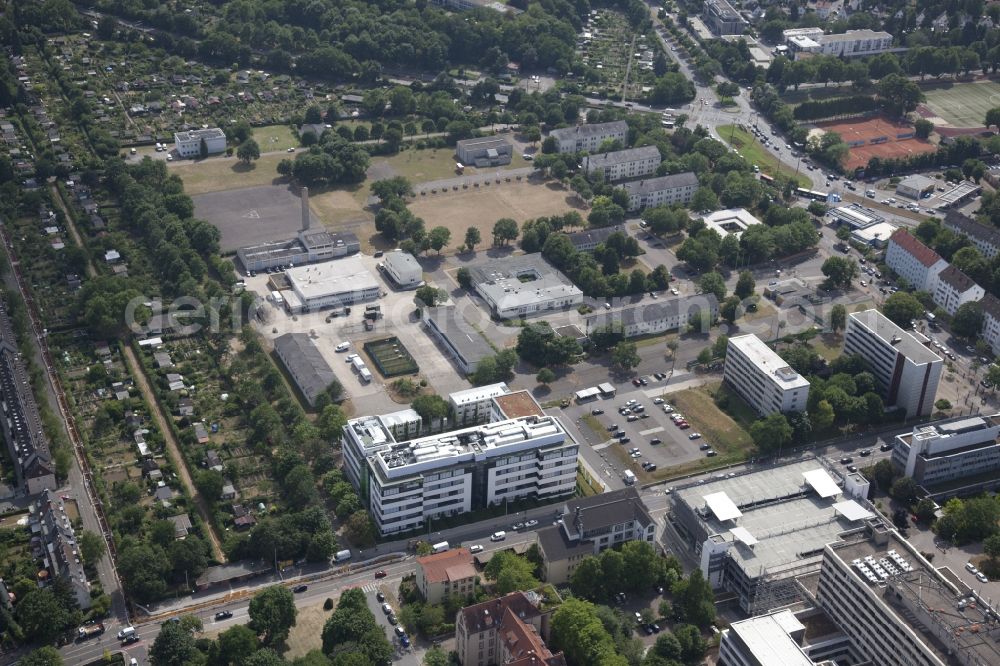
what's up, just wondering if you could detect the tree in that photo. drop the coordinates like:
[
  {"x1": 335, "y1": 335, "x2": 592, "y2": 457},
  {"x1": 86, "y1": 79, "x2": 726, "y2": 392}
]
[
  {"x1": 720, "y1": 296, "x2": 742, "y2": 324},
  {"x1": 821, "y1": 256, "x2": 858, "y2": 289},
  {"x1": 611, "y1": 341, "x2": 641, "y2": 372},
  {"x1": 536, "y1": 368, "x2": 556, "y2": 385},
  {"x1": 493, "y1": 218, "x2": 519, "y2": 246},
  {"x1": 428, "y1": 226, "x2": 451, "y2": 254},
  {"x1": 872, "y1": 459, "x2": 898, "y2": 491},
  {"x1": 951, "y1": 301, "x2": 984, "y2": 339},
  {"x1": 915, "y1": 498, "x2": 938, "y2": 524},
  {"x1": 697, "y1": 272, "x2": 726, "y2": 301},
  {"x1": 15, "y1": 588, "x2": 71, "y2": 645},
  {"x1": 149, "y1": 621, "x2": 200, "y2": 666},
  {"x1": 217, "y1": 625, "x2": 260, "y2": 666},
  {"x1": 674, "y1": 623, "x2": 707, "y2": 664},
  {"x1": 457, "y1": 267, "x2": 473, "y2": 289},
  {"x1": 987, "y1": 107, "x2": 1000, "y2": 129},
  {"x1": 830, "y1": 304, "x2": 846, "y2": 334},
  {"x1": 985, "y1": 534, "x2": 1000, "y2": 560},
  {"x1": 80, "y1": 530, "x2": 105, "y2": 565},
  {"x1": 484, "y1": 551, "x2": 539, "y2": 594},
  {"x1": 569, "y1": 556, "x2": 606, "y2": 601},
  {"x1": 671, "y1": 569, "x2": 715, "y2": 627},
  {"x1": 890, "y1": 477, "x2": 919, "y2": 505},
  {"x1": 344, "y1": 510, "x2": 376, "y2": 546},
  {"x1": 882, "y1": 292, "x2": 924, "y2": 327},
  {"x1": 875, "y1": 73, "x2": 924, "y2": 116},
  {"x1": 200, "y1": 137, "x2": 208, "y2": 159},
  {"x1": 415, "y1": 285, "x2": 442, "y2": 307},
  {"x1": 914, "y1": 118, "x2": 934, "y2": 139},
  {"x1": 412, "y1": 394, "x2": 451, "y2": 423},
  {"x1": 237, "y1": 138, "x2": 261, "y2": 164},
  {"x1": 550, "y1": 599, "x2": 628, "y2": 666},
  {"x1": 19, "y1": 647, "x2": 63, "y2": 666},
  {"x1": 464, "y1": 226, "x2": 482, "y2": 252},
  {"x1": 244, "y1": 649, "x2": 285, "y2": 666},
  {"x1": 750, "y1": 413, "x2": 793, "y2": 454},
  {"x1": 249, "y1": 585, "x2": 297, "y2": 646},
  {"x1": 935, "y1": 399, "x2": 953, "y2": 412},
  {"x1": 735, "y1": 271, "x2": 755, "y2": 299},
  {"x1": 653, "y1": 633, "x2": 682, "y2": 660}
]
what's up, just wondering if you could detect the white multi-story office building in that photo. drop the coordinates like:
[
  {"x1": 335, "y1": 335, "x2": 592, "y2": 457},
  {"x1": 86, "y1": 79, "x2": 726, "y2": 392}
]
[
  {"x1": 943, "y1": 210, "x2": 1000, "y2": 259},
  {"x1": 931, "y1": 265, "x2": 984, "y2": 316},
  {"x1": 361, "y1": 415, "x2": 578, "y2": 535},
  {"x1": 844, "y1": 310, "x2": 942, "y2": 418},
  {"x1": 620, "y1": 172, "x2": 699, "y2": 211},
  {"x1": 723, "y1": 334, "x2": 810, "y2": 416},
  {"x1": 816, "y1": 29, "x2": 893, "y2": 57},
  {"x1": 886, "y1": 229, "x2": 947, "y2": 291},
  {"x1": 549, "y1": 121, "x2": 628, "y2": 154},
  {"x1": 449, "y1": 382, "x2": 510, "y2": 427},
  {"x1": 173, "y1": 128, "x2": 226, "y2": 158},
  {"x1": 816, "y1": 525, "x2": 1000, "y2": 666},
  {"x1": 582, "y1": 145, "x2": 661, "y2": 182},
  {"x1": 891, "y1": 414, "x2": 1000, "y2": 488}
]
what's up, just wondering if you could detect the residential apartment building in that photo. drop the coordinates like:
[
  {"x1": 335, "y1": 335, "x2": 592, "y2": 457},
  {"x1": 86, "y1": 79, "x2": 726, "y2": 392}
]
[
  {"x1": 415, "y1": 547, "x2": 478, "y2": 604},
  {"x1": 173, "y1": 127, "x2": 226, "y2": 158},
  {"x1": 722, "y1": 334, "x2": 810, "y2": 416},
  {"x1": 565, "y1": 225, "x2": 625, "y2": 252},
  {"x1": 891, "y1": 414, "x2": 1000, "y2": 488},
  {"x1": 582, "y1": 145, "x2": 660, "y2": 183},
  {"x1": 885, "y1": 229, "x2": 947, "y2": 291},
  {"x1": 980, "y1": 293, "x2": 1000, "y2": 355},
  {"x1": 536, "y1": 487, "x2": 656, "y2": 585},
  {"x1": 703, "y1": 0, "x2": 747, "y2": 35},
  {"x1": 943, "y1": 210, "x2": 1000, "y2": 259},
  {"x1": 33, "y1": 490, "x2": 91, "y2": 609},
  {"x1": 620, "y1": 172, "x2": 699, "y2": 211},
  {"x1": 450, "y1": 382, "x2": 510, "y2": 427},
  {"x1": 0, "y1": 302, "x2": 55, "y2": 495},
  {"x1": 669, "y1": 458, "x2": 874, "y2": 614},
  {"x1": 843, "y1": 310, "x2": 942, "y2": 418},
  {"x1": 816, "y1": 525, "x2": 1000, "y2": 666},
  {"x1": 455, "y1": 591, "x2": 560, "y2": 666},
  {"x1": 931, "y1": 265, "x2": 984, "y2": 316},
  {"x1": 817, "y1": 29, "x2": 893, "y2": 57},
  {"x1": 548, "y1": 121, "x2": 628, "y2": 154},
  {"x1": 356, "y1": 415, "x2": 578, "y2": 535},
  {"x1": 583, "y1": 294, "x2": 718, "y2": 339}
]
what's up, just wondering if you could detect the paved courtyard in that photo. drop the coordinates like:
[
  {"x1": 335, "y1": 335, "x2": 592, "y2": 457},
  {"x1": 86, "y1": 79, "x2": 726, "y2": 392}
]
[{"x1": 193, "y1": 184, "x2": 309, "y2": 252}]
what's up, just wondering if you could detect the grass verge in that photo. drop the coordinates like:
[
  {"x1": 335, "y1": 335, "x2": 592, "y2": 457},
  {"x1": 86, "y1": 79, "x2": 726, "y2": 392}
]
[
  {"x1": 669, "y1": 382, "x2": 755, "y2": 458},
  {"x1": 718, "y1": 125, "x2": 811, "y2": 187}
]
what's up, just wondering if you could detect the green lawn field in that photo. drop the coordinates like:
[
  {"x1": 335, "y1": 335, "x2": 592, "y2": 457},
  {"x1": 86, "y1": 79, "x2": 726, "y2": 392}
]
[
  {"x1": 718, "y1": 125, "x2": 811, "y2": 187},
  {"x1": 921, "y1": 80, "x2": 1000, "y2": 128}
]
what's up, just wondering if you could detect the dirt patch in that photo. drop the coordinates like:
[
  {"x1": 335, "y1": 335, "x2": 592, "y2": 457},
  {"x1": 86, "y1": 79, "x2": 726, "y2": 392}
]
[
  {"x1": 407, "y1": 181, "x2": 583, "y2": 247},
  {"x1": 280, "y1": 598, "x2": 333, "y2": 660}
]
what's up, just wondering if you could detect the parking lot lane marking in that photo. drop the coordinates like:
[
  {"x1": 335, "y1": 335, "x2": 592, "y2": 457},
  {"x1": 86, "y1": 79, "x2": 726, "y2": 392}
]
[{"x1": 638, "y1": 426, "x2": 664, "y2": 436}]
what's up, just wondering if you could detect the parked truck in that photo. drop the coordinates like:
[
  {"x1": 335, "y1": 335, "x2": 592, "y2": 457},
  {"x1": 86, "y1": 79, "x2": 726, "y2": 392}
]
[
  {"x1": 623, "y1": 470, "x2": 636, "y2": 485},
  {"x1": 77, "y1": 623, "x2": 106, "y2": 641}
]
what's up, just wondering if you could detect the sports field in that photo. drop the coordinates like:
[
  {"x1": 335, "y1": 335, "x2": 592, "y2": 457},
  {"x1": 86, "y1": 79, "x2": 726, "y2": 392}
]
[
  {"x1": 364, "y1": 337, "x2": 420, "y2": 377},
  {"x1": 920, "y1": 80, "x2": 1000, "y2": 128},
  {"x1": 813, "y1": 115, "x2": 936, "y2": 171}
]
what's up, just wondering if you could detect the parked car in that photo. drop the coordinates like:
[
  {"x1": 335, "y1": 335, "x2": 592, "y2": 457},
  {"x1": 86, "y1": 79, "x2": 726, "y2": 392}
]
[
  {"x1": 374, "y1": 570, "x2": 387, "y2": 578},
  {"x1": 214, "y1": 611, "x2": 233, "y2": 621},
  {"x1": 524, "y1": 519, "x2": 538, "y2": 528},
  {"x1": 688, "y1": 433, "x2": 701, "y2": 440},
  {"x1": 376, "y1": 591, "x2": 386, "y2": 603},
  {"x1": 382, "y1": 603, "x2": 394, "y2": 615},
  {"x1": 293, "y1": 585, "x2": 308, "y2": 593}
]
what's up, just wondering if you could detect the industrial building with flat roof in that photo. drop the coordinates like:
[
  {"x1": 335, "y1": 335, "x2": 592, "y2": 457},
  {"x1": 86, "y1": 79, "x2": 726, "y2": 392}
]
[
  {"x1": 896, "y1": 174, "x2": 937, "y2": 200},
  {"x1": 582, "y1": 146, "x2": 660, "y2": 182},
  {"x1": 174, "y1": 127, "x2": 226, "y2": 158},
  {"x1": 850, "y1": 221, "x2": 897, "y2": 248},
  {"x1": 272, "y1": 333, "x2": 337, "y2": 407},
  {"x1": 455, "y1": 136, "x2": 512, "y2": 167},
  {"x1": 283, "y1": 255, "x2": 380, "y2": 313},
  {"x1": 583, "y1": 294, "x2": 718, "y2": 339},
  {"x1": 469, "y1": 254, "x2": 583, "y2": 319},
  {"x1": 360, "y1": 415, "x2": 578, "y2": 535},
  {"x1": 828, "y1": 203, "x2": 884, "y2": 230},
  {"x1": 668, "y1": 458, "x2": 874, "y2": 614},
  {"x1": 891, "y1": 414, "x2": 1000, "y2": 488},
  {"x1": 723, "y1": 334, "x2": 810, "y2": 416},
  {"x1": 381, "y1": 250, "x2": 422, "y2": 288},
  {"x1": 621, "y1": 172, "x2": 699, "y2": 211},
  {"x1": 423, "y1": 307, "x2": 494, "y2": 375},
  {"x1": 548, "y1": 121, "x2": 628, "y2": 154},
  {"x1": 702, "y1": 208, "x2": 762, "y2": 239},
  {"x1": 844, "y1": 309, "x2": 942, "y2": 418}
]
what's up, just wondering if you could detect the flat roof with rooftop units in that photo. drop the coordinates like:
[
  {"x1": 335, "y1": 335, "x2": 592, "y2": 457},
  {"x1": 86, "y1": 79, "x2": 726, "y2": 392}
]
[{"x1": 829, "y1": 203, "x2": 885, "y2": 230}]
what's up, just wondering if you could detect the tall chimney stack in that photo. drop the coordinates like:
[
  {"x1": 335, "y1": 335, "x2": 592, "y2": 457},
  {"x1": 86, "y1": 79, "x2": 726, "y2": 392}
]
[{"x1": 301, "y1": 186, "x2": 311, "y2": 232}]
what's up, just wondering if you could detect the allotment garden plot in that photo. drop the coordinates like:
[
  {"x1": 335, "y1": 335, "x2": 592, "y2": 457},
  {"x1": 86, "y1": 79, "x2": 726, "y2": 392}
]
[{"x1": 363, "y1": 337, "x2": 419, "y2": 378}]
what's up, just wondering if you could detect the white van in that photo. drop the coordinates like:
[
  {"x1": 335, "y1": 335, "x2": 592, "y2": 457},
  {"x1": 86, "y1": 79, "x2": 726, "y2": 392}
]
[
  {"x1": 334, "y1": 549, "x2": 351, "y2": 562},
  {"x1": 490, "y1": 531, "x2": 506, "y2": 542},
  {"x1": 335, "y1": 341, "x2": 350, "y2": 352},
  {"x1": 432, "y1": 541, "x2": 450, "y2": 554},
  {"x1": 117, "y1": 626, "x2": 136, "y2": 640}
]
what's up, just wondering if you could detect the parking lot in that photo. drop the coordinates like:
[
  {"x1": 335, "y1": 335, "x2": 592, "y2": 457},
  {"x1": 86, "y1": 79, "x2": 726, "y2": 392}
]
[{"x1": 571, "y1": 383, "x2": 712, "y2": 480}]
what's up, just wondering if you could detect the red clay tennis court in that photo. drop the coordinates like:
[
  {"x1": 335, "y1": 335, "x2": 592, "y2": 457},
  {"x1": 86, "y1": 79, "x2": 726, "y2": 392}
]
[{"x1": 814, "y1": 115, "x2": 937, "y2": 171}]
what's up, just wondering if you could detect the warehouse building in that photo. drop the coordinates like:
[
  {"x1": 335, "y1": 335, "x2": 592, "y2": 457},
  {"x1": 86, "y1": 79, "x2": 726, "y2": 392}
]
[
  {"x1": 272, "y1": 333, "x2": 338, "y2": 407},
  {"x1": 470, "y1": 254, "x2": 583, "y2": 319},
  {"x1": 722, "y1": 334, "x2": 810, "y2": 416},
  {"x1": 283, "y1": 256, "x2": 380, "y2": 313},
  {"x1": 621, "y1": 172, "x2": 699, "y2": 211},
  {"x1": 668, "y1": 458, "x2": 874, "y2": 614},
  {"x1": 583, "y1": 294, "x2": 718, "y2": 338},
  {"x1": 423, "y1": 307, "x2": 494, "y2": 375},
  {"x1": 549, "y1": 121, "x2": 628, "y2": 154},
  {"x1": 380, "y1": 250, "x2": 423, "y2": 289},
  {"x1": 896, "y1": 174, "x2": 936, "y2": 200},
  {"x1": 455, "y1": 136, "x2": 512, "y2": 167},
  {"x1": 828, "y1": 203, "x2": 884, "y2": 230},
  {"x1": 173, "y1": 127, "x2": 226, "y2": 158},
  {"x1": 582, "y1": 145, "x2": 660, "y2": 182},
  {"x1": 844, "y1": 309, "x2": 942, "y2": 418}
]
